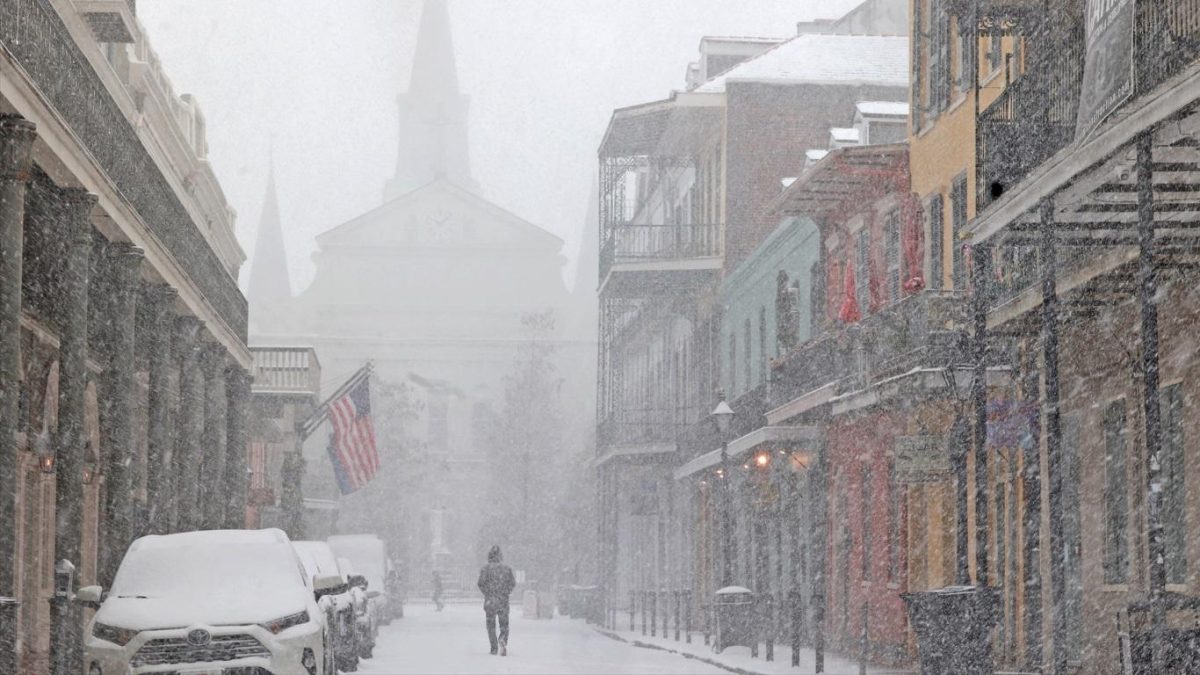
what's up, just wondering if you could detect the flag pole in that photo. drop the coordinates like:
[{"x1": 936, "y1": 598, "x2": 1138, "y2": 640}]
[{"x1": 299, "y1": 361, "x2": 373, "y2": 440}]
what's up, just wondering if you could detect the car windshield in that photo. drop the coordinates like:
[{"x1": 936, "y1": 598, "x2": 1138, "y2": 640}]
[{"x1": 111, "y1": 543, "x2": 303, "y2": 599}]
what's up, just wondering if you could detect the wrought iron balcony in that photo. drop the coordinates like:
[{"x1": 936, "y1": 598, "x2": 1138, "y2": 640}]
[
  {"x1": 599, "y1": 223, "x2": 723, "y2": 296},
  {"x1": 977, "y1": 38, "x2": 1083, "y2": 210},
  {"x1": 596, "y1": 414, "x2": 683, "y2": 452},
  {"x1": 251, "y1": 347, "x2": 321, "y2": 397},
  {"x1": 1, "y1": 0, "x2": 248, "y2": 339},
  {"x1": 771, "y1": 291, "x2": 968, "y2": 404},
  {"x1": 1136, "y1": 0, "x2": 1200, "y2": 97},
  {"x1": 75, "y1": 0, "x2": 138, "y2": 43}
]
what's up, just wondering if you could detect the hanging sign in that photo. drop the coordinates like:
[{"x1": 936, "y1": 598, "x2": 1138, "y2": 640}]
[
  {"x1": 894, "y1": 436, "x2": 949, "y2": 483},
  {"x1": 1076, "y1": 0, "x2": 1135, "y2": 140}
]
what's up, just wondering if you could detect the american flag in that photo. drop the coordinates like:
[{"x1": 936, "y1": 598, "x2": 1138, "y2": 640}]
[{"x1": 326, "y1": 369, "x2": 379, "y2": 494}]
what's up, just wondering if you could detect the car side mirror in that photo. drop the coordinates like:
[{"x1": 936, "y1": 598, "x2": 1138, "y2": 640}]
[
  {"x1": 313, "y1": 574, "x2": 347, "y2": 600},
  {"x1": 76, "y1": 585, "x2": 103, "y2": 610},
  {"x1": 349, "y1": 575, "x2": 368, "y2": 591}
]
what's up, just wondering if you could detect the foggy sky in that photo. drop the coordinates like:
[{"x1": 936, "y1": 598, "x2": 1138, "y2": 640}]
[{"x1": 138, "y1": 0, "x2": 863, "y2": 293}]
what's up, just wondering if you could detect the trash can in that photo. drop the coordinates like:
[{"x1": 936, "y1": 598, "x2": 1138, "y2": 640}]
[
  {"x1": 713, "y1": 586, "x2": 756, "y2": 653},
  {"x1": 902, "y1": 585, "x2": 998, "y2": 675},
  {"x1": 1123, "y1": 593, "x2": 1200, "y2": 675}
]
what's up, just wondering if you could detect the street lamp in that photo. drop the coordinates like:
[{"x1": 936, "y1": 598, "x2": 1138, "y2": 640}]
[{"x1": 711, "y1": 399, "x2": 735, "y2": 587}]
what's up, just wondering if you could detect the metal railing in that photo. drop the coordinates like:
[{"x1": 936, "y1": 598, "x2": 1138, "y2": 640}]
[
  {"x1": 1136, "y1": 0, "x2": 1200, "y2": 97},
  {"x1": 976, "y1": 30, "x2": 1083, "y2": 210},
  {"x1": 250, "y1": 347, "x2": 321, "y2": 395},
  {"x1": 600, "y1": 223, "x2": 722, "y2": 279},
  {"x1": 771, "y1": 292, "x2": 968, "y2": 403},
  {"x1": 0, "y1": 0, "x2": 248, "y2": 339}
]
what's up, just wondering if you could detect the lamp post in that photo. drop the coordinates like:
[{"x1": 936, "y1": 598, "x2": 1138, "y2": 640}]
[{"x1": 712, "y1": 400, "x2": 735, "y2": 588}]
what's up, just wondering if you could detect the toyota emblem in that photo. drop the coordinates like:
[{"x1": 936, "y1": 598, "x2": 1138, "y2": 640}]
[{"x1": 186, "y1": 628, "x2": 211, "y2": 646}]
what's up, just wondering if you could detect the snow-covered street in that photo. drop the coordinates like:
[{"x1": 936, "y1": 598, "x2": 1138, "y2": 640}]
[{"x1": 358, "y1": 602, "x2": 727, "y2": 674}]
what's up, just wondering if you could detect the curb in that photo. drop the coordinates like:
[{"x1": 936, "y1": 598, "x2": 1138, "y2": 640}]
[{"x1": 593, "y1": 626, "x2": 761, "y2": 675}]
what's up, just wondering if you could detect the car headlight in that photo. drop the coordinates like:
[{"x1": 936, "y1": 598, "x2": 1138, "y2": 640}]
[
  {"x1": 260, "y1": 610, "x2": 310, "y2": 634},
  {"x1": 92, "y1": 621, "x2": 138, "y2": 646}
]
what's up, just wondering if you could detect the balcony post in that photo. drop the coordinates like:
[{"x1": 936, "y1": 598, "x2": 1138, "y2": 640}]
[
  {"x1": 199, "y1": 345, "x2": 228, "y2": 530},
  {"x1": 172, "y1": 316, "x2": 204, "y2": 531},
  {"x1": 97, "y1": 242, "x2": 144, "y2": 586},
  {"x1": 1040, "y1": 196, "x2": 1067, "y2": 675},
  {"x1": 972, "y1": 243, "x2": 991, "y2": 587},
  {"x1": 223, "y1": 365, "x2": 251, "y2": 528},
  {"x1": 141, "y1": 285, "x2": 177, "y2": 536},
  {"x1": 50, "y1": 187, "x2": 98, "y2": 675},
  {"x1": 1135, "y1": 131, "x2": 1167, "y2": 674},
  {"x1": 0, "y1": 114, "x2": 36, "y2": 675}
]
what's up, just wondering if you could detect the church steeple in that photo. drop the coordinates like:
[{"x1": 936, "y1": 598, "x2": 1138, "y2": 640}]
[
  {"x1": 383, "y1": 0, "x2": 477, "y2": 202},
  {"x1": 247, "y1": 161, "x2": 291, "y2": 331}
]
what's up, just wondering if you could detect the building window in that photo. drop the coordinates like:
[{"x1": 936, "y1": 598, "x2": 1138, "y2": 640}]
[
  {"x1": 758, "y1": 307, "x2": 768, "y2": 385},
  {"x1": 951, "y1": 175, "x2": 968, "y2": 289},
  {"x1": 1103, "y1": 399, "x2": 1129, "y2": 584},
  {"x1": 888, "y1": 458, "x2": 901, "y2": 581},
  {"x1": 743, "y1": 318, "x2": 752, "y2": 391},
  {"x1": 928, "y1": 194, "x2": 944, "y2": 290},
  {"x1": 728, "y1": 333, "x2": 737, "y2": 394},
  {"x1": 1161, "y1": 383, "x2": 1187, "y2": 585},
  {"x1": 856, "y1": 230, "x2": 870, "y2": 313},
  {"x1": 885, "y1": 210, "x2": 901, "y2": 303},
  {"x1": 861, "y1": 465, "x2": 873, "y2": 581},
  {"x1": 1062, "y1": 414, "x2": 1083, "y2": 660},
  {"x1": 987, "y1": 34, "x2": 1003, "y2": 73}
]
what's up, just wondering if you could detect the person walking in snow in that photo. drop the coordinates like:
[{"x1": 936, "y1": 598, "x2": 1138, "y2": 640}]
[
  {"x1": 432, "y1": 570, "x2": 445, "y2": 611},
  {"x1": 477, "y1": 545, "x2": 516, "y2": 656}
]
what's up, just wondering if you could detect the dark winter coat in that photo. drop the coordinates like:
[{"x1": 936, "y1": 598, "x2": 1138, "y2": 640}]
[{"x1": 477, "y1": 551, "x2": 515, "y2": 611}]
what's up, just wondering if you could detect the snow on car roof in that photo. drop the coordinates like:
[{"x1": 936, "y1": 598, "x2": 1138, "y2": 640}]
[
  {"x1": 695, "y1": 34, "x2": 909, "y2": 93},
  {"x1": 129, "y1": 528, "x2": 289, "y2": 552}
]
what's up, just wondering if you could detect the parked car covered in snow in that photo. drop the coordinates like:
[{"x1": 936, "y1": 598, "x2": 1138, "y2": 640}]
[
  {"x1": 328, "y1": 534, "x2": 393, "y2": 646},
  {"x1": 294, "y1": 540, "x2": 360, "y2": 672},
  {"x1": 82, "y1": 529, "x2": 340, "y2": 675}
]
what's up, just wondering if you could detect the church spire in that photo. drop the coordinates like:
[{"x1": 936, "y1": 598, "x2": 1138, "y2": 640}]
[
  {"x1": 247, "y1": 159, "x2": 292, "y2": 330},
  {"x1": 383, "y1": 0, "x2": 477, "y2": 202}
]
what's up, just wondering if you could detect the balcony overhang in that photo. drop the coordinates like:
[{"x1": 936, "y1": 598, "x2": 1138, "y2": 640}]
[
  {"x1": 76, "y1": 0, "x2": 138, "y2": 43},
  {"x1": 764, "y1": 382, "x2": 837, "y2": 426},
  {"x1": 593, "y1": 442, "x2": 676, "y2": 468},
  {"x1": 674, "y1": 426, "x2": 821, "y2": 480},
  {"x1": 600, "y1": 92, "x2": 724, "y2": 161},
  {"x1": 769, "y1": 143, "x2": 909, "y2": 224},
  {"x1": 598, "y1": 256, "x2": 722, "y2": 297}
]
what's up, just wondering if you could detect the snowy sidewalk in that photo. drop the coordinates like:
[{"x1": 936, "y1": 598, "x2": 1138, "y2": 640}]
[
  {"x1": 356, "y1": 602, "x2": 726, "y2": 674},
  {"x1": 592, "y1": 621, "x2": 914, "y2": 675}
]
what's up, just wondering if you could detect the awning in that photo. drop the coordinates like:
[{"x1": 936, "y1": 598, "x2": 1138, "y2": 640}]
[
  {"x1": 673, "y1": 426, "x2": 821, "y2": 480},
  {"x1": 768, "y1": 143, "x2": 908, "y2": 223},
  {"x1": 593, "y1": 442, "x2": 675, "y2": 468},
  {"x1": 599, "y1": 93, "x2": 724, "y2": 159}
]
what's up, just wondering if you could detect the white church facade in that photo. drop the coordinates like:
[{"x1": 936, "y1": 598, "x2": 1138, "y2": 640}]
[{"x1": 247, "y1": 0, "x2": 594, "y2": 592}]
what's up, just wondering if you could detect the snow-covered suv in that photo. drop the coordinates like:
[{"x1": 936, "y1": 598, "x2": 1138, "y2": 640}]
[{"x1": 82, "y1": 528, "x2": 340, "y2": 675}]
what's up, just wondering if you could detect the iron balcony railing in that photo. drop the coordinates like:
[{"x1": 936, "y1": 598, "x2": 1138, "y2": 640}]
[
  {"x1": 600, "y1": 223, "x2": 723, "y2": 280},
  {"x1": 1136, "y1": 0, "x2": 1200, "y2": 97},
  {"x1": 978, "y1": 0, "x2": 1200, "y2": 211},
  {"x1": 977, "y1": 30, "x2": 1083, "y2": 211},
  {"x1": 251, "y1": 347, "x2": 321, "y2": 396},
  {"x1": 1, "y1": 0, "x2": 248, "y2": 339},
  {"x1": 771, "y1": 291, "x2": 969, "y2": 405}
]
